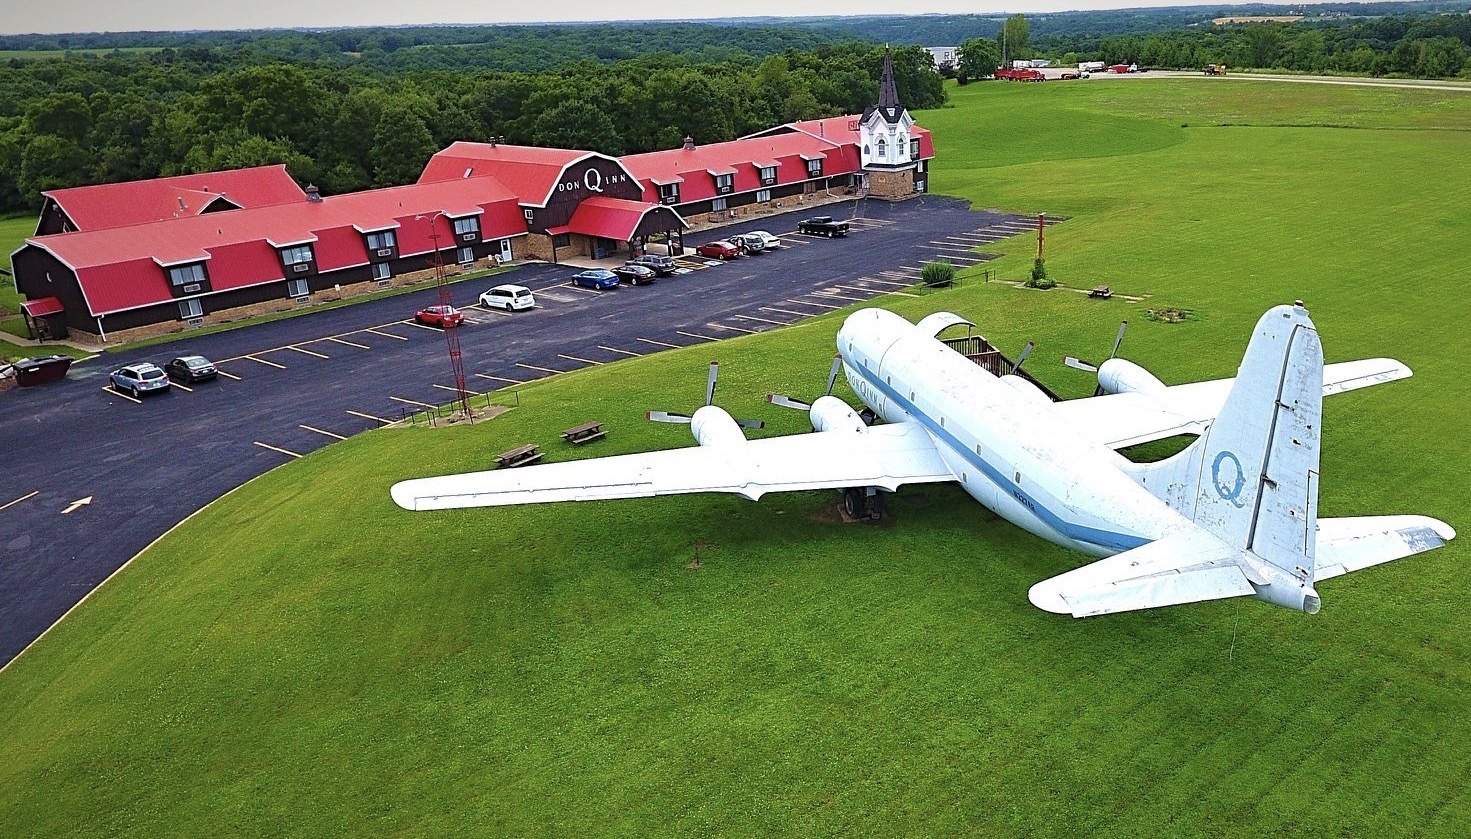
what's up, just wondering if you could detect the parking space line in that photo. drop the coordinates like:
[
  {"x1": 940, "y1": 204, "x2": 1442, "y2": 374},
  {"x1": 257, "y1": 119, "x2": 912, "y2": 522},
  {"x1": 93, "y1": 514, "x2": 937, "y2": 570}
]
[
  {"x1": 253, "y1": 441, "x2": 302, "y2": 459},
  {"x1": 216, "y1": 370, "x2": 243, "y2": 380},
  {"x1": 1, "y1": 490, "x2": 39, "y2": 513},
  {"x1": 759, "y1": 306, "x2": 812, "y2": 319},
  {"x1": 559, "y1": 353, "x2": 603, "y2": 366},
  {"x1": 676, "y1": 330, "x2": 720, "y2": 342},
  {"x1": 327, "y1": 337, "x2": 371, "y2": 349},
  {"x1": 171, "y1": 382, "x2": 193, "y2": 393},
  {"x1": 300, "y1": 425, "x2": 347, "y2": 440},
  {"x1": 733, "y1": 314, "x2": 791, "y2": 326},
  {"x1": 774, "y1": 236, "x2": 811, "y2": 246},
  {"x1": 515, "y1": 362, "x2": 564, "y2": 375},
  {"x1": 859, "y1": 277, "x2": 912, "y2": 287},
  {"x1": 432, "y1": 384, "x2": 481, "y2": 395},
  {"x1": 920, "y1": 243, "x2": 977, "y2": 252},
  {"x1": 347, "y1": 409, "x2": 394, "y2": 424},
  {"x1": 637, "y1": 337, "x2": 682, "y2": 349},
  {"x1": 102, "y1": 386, "x2": 142, "y2": 404},
  {"x1": 287, "y1": 345, "x2": 330, "y2": 359},
  {"x1": 475, "y1": 373, "x2": 524, "y2": 385},
  {"x1": 390, "y1": 396, "x2": 439, "y2": 409},
  {"x1": 245, "y1": 355, "x2": 287, "y2": 369},
  {"x1": 404, "y1": 321, "x2": 443, "y2": 331},
  {"x1": 837, "y1": 284, "x2": 917, "y2": 298},
  {"x1": 786, "y1": 298, "x2": 841, "y2": 310},
  {"x1": 813, "y1": 290, "x2": 868, "y2": 301},
  {"x1": 598, "y1": 344, "x2": 642, "y2": 357},
  {"x1": 365, "y1": 328, "x2": 408, "y2": 341},
  {"x1": 707, "y1": 323, "x2": 759, "y2": 334}
]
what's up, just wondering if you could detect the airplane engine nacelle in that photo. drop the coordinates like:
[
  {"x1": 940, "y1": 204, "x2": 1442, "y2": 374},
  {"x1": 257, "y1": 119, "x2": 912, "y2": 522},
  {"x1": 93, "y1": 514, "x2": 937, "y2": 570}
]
[
  {"x1": 998, "y1": 375, "x2": 1052, "y2": 408},
  {"x1": 1252, "y1": 580, "x2": 1323, "y2": 615},
  {"x1": 689, "y1": 405, "x2": 748, "y2": 448},
  {"x1": 809, "y1": 396, "x2": 868, "y2": 434},
  {"x1": 1097, "y1": 358, "x2": 1166, "y2": 397}
]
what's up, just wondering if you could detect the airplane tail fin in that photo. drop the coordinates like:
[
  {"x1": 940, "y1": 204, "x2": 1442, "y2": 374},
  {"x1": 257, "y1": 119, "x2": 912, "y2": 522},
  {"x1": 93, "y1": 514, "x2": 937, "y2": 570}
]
[
  {"x1": 1130, "y1": 303, "x2": 1325, "y2": 583},
  {"x1": 1033, "y1": 303, "x2": 1455, "y2": 617}
]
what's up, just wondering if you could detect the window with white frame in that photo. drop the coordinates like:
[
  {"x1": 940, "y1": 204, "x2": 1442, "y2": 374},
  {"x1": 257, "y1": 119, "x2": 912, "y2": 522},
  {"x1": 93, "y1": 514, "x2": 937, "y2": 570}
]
[
  {"x1": 280, "y1": 244, "x2": 314, "y2": 266},
  {"x1": 910, "y1": 138, "x2": 921, "y2": 158},
  {"x1": 457, "y1": 246, "x2": 474, "y2": 264},
  {"x1": 372, "y1": 262, "x2": 391, "y2": 281},
  {"x1": 287, "y1": 278, "x2": 309, "y2": 297},
  {"x1": 759, "y1": 166, "x2": 776, "y2": 185},
  {"x1": 524, "y1": 208, "x2": 534, "y2": 220},
  {"x1": 714, "y1": 173, "x2": 734, "y2": 194},
  {"x1": 805, "y1": 158, "x2": 822, "y2": 177},
  {"x1": 167, "y1": 263, "x2": 207, "y2": 287},
  {"x1": 711, "y1": 197, "x2": 728, "y2": 212},
  {"x1": 756, "y1": 189, "x2": 772, "y2": 203},
  {"x1": 876, "y1": 138, "x2": 887, "y2": 158},
  {"x1": 366, "y1": 230, "x2": 396, "y2": 250},
  {"x1": 658, "y1": 183, "x2": 680, "y2": 204},
  {"x1": 178, "y1": 298, "x2": 203, "y2": 319},
  {"x1": 452, "y1": 216, "x2": 480, "y2": 237}
]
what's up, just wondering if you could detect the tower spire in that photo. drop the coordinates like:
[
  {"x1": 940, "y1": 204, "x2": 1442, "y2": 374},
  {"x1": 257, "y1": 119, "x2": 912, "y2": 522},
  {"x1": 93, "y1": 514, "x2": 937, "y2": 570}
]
[{"x1": 878, "y1": 48, "x2": 900, "y2": 110}]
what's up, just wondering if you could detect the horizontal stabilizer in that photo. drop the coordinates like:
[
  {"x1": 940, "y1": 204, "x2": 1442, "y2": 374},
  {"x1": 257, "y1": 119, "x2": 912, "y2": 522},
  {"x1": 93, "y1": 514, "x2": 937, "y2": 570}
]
[
  {"x1": 1029, "y1": 529, "x2": 1257, "y2": 618},
  {"x1": 1314, "y1": 515, "x2": 1457, "y2": 581}
]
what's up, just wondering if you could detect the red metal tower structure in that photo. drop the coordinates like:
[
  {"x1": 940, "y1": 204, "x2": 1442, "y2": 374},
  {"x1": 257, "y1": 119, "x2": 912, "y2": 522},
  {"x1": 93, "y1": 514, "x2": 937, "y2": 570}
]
[{"x1": 425, "y1": 215, "x2": 471, "y2": 417}]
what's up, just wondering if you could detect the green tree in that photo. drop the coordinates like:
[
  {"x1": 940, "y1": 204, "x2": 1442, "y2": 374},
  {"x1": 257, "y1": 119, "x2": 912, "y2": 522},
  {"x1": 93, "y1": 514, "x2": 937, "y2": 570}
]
[
  {"x1": 371, "y1": 105, "x2": 437, "y2": 187},
  {"x1": 19, "y1": 134, "x2": 90, "y2": 203},
  {"x1": 997, "y1": 14, "x2": 1031, "y2": 64},
  {"x1": 528, "y1": 99, "x2": 623, "y2": 155},
  {"x1": 958, "y1": 37, "x2": 1000, "y2": 79},
  {"x1": 24, "y1": 92, "x2": 91, "y2": 140}
]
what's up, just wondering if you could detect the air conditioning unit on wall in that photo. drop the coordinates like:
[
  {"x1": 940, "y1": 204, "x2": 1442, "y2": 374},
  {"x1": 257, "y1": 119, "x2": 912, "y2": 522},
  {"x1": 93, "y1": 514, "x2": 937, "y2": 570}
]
[
  {"x1": 376, "y1": 248, "x2": 393, "y2": 257},
  {"x1": 292, "y1": 263, "x2": 309, "y2": 273}
]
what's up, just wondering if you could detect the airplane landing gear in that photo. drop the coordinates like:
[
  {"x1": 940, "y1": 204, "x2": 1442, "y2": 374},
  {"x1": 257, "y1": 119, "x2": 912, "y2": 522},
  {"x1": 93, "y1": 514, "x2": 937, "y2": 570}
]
[
  {"x1": 858, "y1": 408, "x2": 877, "y2": 426},
  {"x1": 842, "y1": 487, "x2": 883, "y2": 521}
]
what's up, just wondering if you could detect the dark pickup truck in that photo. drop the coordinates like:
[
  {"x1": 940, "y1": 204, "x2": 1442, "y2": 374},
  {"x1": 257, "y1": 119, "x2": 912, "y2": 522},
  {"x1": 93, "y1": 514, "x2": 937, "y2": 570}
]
[{"x1": 797, "y1": 216, "x2": 850, "y2": 237}]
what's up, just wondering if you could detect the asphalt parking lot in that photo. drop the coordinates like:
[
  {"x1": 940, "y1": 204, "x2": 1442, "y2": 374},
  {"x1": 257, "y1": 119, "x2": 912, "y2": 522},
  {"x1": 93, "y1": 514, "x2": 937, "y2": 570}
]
[{"x1": 0, "y1": 195, "x2": 1050, "y2": 665}]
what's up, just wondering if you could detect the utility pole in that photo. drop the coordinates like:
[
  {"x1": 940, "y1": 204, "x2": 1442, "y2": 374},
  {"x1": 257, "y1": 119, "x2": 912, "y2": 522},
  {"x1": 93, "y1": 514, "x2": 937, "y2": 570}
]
[{"x1": 425, "y1": 214, "x2": 471, "y2": 417}]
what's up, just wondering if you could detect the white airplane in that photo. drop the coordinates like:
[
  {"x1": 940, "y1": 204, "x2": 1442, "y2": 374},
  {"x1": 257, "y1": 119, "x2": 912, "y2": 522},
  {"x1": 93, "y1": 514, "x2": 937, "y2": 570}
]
[{"x1": 391, "y1": 303, "x2": 1455, "y2": 618}]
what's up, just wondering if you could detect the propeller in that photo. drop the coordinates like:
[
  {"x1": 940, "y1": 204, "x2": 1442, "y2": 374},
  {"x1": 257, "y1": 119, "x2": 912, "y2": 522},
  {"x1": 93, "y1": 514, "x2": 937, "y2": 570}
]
[
  {"x1": 1063, "y1": 321, "x2": 1127, "y2": 396},
  {"x1": 1010, "y1": 341, "x2": 1035, "y2": 375},
  {"x1": 648, "y1": 361, "x2": 764, "y2": 429},
  {"x1": 768, "y1": 355, "x2": 843, "y2": 411}
]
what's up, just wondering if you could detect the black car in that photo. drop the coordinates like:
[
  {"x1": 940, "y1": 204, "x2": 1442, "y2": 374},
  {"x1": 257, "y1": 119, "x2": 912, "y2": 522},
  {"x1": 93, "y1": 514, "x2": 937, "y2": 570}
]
[
  {"x1": 164, "y1": 354, "x2": 218, "y2": 383},
  {"x1": 628, "y1": 254, "x2": 677, "y2": 276},
  {"x1": 612, "y1": 264, "x2": 658, "y2": 286}
]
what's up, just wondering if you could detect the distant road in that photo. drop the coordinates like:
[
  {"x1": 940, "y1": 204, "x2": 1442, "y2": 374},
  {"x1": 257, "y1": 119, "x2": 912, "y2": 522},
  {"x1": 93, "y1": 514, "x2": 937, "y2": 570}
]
[{"x1": 1090, "y1": 69, "x2": 1471, "y2": 93}]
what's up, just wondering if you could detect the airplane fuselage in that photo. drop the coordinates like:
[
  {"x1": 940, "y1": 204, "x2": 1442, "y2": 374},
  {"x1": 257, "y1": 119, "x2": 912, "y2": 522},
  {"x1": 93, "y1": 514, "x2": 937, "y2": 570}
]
[{"x1": 836, "y1": 309, "x2": 1194, "y2": 558}]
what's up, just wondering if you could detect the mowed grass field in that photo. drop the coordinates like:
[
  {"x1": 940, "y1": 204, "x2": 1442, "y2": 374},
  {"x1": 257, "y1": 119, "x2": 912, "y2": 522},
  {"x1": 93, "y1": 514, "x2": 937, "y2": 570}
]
[{"x1": 3, "y1": 78, "x2": 1470, "y2": 836}]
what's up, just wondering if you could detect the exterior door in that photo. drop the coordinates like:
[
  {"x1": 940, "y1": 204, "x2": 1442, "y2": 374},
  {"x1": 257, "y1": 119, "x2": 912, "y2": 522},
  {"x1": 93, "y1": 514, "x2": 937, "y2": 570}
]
[{"x1": 498, "y1": 238, "x2": 513, "y2": 263}]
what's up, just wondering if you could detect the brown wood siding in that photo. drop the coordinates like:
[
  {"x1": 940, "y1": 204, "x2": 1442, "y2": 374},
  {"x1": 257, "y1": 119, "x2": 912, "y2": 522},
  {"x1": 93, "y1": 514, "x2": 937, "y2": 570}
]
[
  {"x1": 12, "y1": 245, "x2": 92, "y2": 332},
  {"x1": 526, "y1": 158, "x2": 643, "y2": 233}
]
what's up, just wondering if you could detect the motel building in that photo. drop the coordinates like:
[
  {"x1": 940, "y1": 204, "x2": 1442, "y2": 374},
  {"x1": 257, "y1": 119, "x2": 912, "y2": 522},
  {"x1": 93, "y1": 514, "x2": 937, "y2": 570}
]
[{"x1": 10, "y1": 55, "x2": 933, "y2": 343}]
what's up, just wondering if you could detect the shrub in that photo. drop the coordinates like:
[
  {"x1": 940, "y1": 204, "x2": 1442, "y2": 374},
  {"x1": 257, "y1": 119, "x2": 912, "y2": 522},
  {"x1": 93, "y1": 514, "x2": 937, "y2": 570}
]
[
  {"x1": 1026, "y1": 258, "x2": 1055, "y2": 289},
  {"x1": 921, "y1": 260, "x2": 956, "y2": 287}
]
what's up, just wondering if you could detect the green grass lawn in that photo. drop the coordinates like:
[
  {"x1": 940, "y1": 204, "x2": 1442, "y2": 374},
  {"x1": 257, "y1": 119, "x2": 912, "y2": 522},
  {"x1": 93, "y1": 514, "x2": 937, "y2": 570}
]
[
  {"x1": 0, "y1": 215, "x2": 35, "y2": 317},
  {"x1": 3, "y1": 79, "x2": 1470, "y2": 836}
]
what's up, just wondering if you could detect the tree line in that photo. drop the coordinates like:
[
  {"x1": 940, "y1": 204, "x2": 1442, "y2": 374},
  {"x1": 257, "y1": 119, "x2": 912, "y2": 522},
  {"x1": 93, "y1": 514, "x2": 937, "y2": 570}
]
[{"x1": 0, "y1": 39, "x2": 943, "y2": 216}]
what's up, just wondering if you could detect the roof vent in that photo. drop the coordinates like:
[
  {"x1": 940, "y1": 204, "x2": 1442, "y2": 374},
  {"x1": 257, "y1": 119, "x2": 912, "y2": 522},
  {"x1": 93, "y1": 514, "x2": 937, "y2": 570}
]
[
  {"x1": 176, "y1": 197, "x2": 186, "y2": 210},
  {"x1": 305, "y1": 184, "x2": 322, "y2": 203},
  {"x1": 682, "y1": 136, "x2": 695, "y2": 150},
  {"x1": 463, "y1": 167, "x2": 473, "y2": 179},
  {"x1": 489, "y1": 136, "x2": 497, "y2": 147}
]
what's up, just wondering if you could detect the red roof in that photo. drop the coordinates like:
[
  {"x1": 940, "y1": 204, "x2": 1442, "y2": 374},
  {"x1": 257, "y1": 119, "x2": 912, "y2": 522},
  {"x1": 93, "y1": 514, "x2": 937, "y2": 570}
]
[
  {"x1": 28, "y1": 177, "x2": 527, "y2": 316},
  {"x1": 621, "y1": 131, "x2": 860, "y2": 205},
  {"x1": 20, "y1": 297, "x2": 64, "y2": 317},
  {"x1": 419, "y1": 143, "x2": 638, "y2": 207},
  {"x1": 776, "y1": 116, "x2": 936, "y2": 161},
  {"x1": 547, "y1": 197, "x2": 686, "y2": 241},
  {"x1": 41, "y1": 165, "x2": 306, "y2": 231}
]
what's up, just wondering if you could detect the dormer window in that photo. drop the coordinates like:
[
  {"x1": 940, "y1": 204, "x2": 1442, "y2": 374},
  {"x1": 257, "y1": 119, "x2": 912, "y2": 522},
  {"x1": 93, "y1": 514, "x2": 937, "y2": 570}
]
[
  {"x1": 452, "y1": 216, "x2": 480, "y2": 241},
  {"x1": 910, "y1": 138, "x2": 921, "y2": 158},
  {"x1": 366, "y1": 230, "x2": 396, "y2": 250},
  {"x1": 280, "y1": 244, "x2": 314, "y2": 272},
  {"x1": 658, "y1": 183, "x2": 680, "y2": 204},
  {"x1": 805, "y1": 158, "x2": 823, "y2": 177},
  {"x1": 714, "y1": 173, "x2": 734, "y2": 194},
  {"x1": 759, "y1": 166, "x2": 777, "y2": 186},
  {"x1": 168, "y1": 263, "x2": 207, "y2": 288}
]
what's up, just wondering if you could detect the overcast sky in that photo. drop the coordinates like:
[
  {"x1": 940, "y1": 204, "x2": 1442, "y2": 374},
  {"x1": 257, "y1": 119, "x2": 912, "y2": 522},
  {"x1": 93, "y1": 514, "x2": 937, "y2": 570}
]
[{"x1": 10, "y1": 1, "x2": 1264, "y2": 36}]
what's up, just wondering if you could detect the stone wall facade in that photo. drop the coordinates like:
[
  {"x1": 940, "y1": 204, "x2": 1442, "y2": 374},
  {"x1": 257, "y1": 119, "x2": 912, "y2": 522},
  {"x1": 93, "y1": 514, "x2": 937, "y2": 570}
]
[{"x1": 867, "y1": 168, "x2": 916, "y2": 199}]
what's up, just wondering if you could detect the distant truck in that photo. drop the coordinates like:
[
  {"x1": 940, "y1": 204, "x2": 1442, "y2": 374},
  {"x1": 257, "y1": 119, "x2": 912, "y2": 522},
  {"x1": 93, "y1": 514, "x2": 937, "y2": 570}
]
[
  {"x1": 1078, "y1": 61, "x2": 1106, "y2": 73},
  {"x1": 797, "y1": 216, "x2": 850, "y2": 237},
  {"x1": 995, "y1": 67, "x2": 1046, "y2": 82},
  {"x1": 1203, "y1": 64, "x2": 1227, "y2": 75}
]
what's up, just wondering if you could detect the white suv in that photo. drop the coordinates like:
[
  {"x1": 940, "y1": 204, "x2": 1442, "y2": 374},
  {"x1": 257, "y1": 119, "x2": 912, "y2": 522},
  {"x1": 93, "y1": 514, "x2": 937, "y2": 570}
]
[{"x1": 479, "y1": 284, "x2": 535, "y2": 311}]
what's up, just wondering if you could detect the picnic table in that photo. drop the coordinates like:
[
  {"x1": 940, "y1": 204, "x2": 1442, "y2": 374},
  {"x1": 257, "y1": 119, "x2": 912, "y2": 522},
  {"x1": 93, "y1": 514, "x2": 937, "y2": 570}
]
[
  {"x1": 1088, "y1": 285, "x2": 1113, "y2": 299},
  {"x1": 495, "y1": 444, "x2": 542, "y2": 468},
  {"x1": 560, "y1": 421, "x2": 607, "y2": 445}
]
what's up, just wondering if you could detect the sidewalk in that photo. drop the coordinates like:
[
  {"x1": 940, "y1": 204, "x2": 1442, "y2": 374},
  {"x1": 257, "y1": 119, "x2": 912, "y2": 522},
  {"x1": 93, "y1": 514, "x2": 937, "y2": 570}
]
[{"x1": 0, "y1": 324, "x2": 95, "y2": 353}]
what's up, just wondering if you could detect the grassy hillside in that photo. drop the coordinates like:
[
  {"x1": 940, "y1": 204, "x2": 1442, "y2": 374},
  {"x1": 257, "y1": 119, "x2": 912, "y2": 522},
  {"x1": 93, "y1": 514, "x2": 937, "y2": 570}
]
[{"x1": 2, "y1": 78, "x2": 1470, "y2": 836}]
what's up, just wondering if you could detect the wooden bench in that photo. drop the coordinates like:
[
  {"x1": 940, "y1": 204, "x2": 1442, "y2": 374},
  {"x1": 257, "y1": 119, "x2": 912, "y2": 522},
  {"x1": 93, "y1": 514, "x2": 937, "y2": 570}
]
[
  {"x1": 561, "y1": 421, "x2": 607, "y2": 445},
  {"x1": 1089, "y1": 285, "x2": 1113, "y2": 299},
  {"x1": 495, "y1": 444, "x2": 542, "y2": 469}
]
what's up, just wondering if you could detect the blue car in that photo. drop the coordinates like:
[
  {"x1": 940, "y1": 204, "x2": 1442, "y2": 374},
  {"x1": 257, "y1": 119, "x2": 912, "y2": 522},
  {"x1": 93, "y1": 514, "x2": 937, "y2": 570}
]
[{"x1": 571, "y1": 269, "x2": 620, "y2": 290}]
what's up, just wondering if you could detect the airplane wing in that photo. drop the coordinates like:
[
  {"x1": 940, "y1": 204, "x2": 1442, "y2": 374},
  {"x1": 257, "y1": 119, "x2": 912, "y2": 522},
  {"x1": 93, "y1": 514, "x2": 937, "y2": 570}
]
[
  {"x1": 1052, "y1": 358, "x2": 1411, "y2": 450},
  {"x1": 1027, "y1": 528, "x2": 1259, "y2": 618},
  {"x1": 1313, "y1": 515, "x2": 1456, "y2": 581},
  {"x1": 391, "y1": 421, "x2": 956, "y2": 511}
]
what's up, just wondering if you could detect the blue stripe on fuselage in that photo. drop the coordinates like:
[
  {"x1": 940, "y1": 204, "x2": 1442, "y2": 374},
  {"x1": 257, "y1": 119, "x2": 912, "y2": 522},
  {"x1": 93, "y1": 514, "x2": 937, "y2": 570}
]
[{"x1": 848, "y1": 356, "x2": 1150, "y2": 553}]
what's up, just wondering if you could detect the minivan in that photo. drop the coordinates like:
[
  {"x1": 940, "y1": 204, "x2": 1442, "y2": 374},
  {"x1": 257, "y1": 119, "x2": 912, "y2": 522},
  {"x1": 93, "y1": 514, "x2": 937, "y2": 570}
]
[{"x1": 479, "y1": 284, "x2": 536, "y2": 311}]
